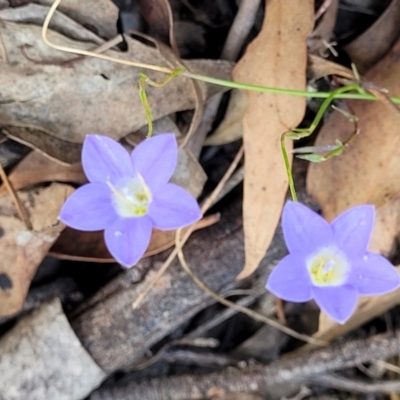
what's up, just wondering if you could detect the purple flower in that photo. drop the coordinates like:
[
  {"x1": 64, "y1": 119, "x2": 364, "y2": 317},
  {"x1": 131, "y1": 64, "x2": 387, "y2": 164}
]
[
  {"x1": 59, "y1": 134, "x2": 201, "y2": 268},
  {"x1": 266, "y1": 201, "x2": 400, "y2": 324}
]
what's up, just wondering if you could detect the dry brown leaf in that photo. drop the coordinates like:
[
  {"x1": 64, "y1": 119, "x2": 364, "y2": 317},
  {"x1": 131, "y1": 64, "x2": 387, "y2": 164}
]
[
  {"x1": 0, "y1": 151, "x2": 86, "y2": 195},
  {"x1": 1, "y1": 126, "x2": 83, "y2": 164},
  {"x1": 313, "y1": 266, "x2": 400, "y2": 343},
  {"x1": 344, "y1": 0, "x2": 400, "y2": 73},
  {"x1": 0, "y1": 16, "x2": 232, "y2": 153},
  {"x1": 370, "y1": 195, "x2": 400, "y2": 256},
  {"x1": 307, "y1": 34, "x2": 400, "y2": 235},
  {"x1": 307, "y1": 54, "x2": 355, "y2": 81},
  {"x1": 137, "y1": 0, "x2": 179, "y2": 55},
  {"x1": 0, "y1": 183, "x2": 73, "y2": 316},
  {"x1": 204, "y1": 89, "x2": 248, "y2": 146},
  {"x1": 50, "y1": 215, "x2": 218, "y2": 262},
  {"x1": 233, "y1": 0, "x2": 314, "y2": 279}
]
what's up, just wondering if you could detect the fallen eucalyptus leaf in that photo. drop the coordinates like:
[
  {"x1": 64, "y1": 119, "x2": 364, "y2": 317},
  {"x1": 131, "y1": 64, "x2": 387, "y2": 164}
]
[
  {"x1": 0, "y1": 183, "x2": 73, "y2": 316},
  {"x1": 233, "y1": 0, "x2": 313, "y2": 279},
  {"x1": 0, "y1": 150, "x2": 86, "y2": 195},
  {"x1": 344, "y1": 0, "x2": 400, "y2": 73},
  {"x1": 50, "y1": 216, "x2": 218, "y2": 263},
  {"x1": 204, "y1": 89, "x2": 248, "y2": 146}
]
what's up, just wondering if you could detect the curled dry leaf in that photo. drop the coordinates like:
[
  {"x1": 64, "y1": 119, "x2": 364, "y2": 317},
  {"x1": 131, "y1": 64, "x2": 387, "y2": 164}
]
[
  {"x1": 0, "y1": 150, "x2": 86, "y2": 195},
  {"x1": 344, "y1": 0, "x2": 400, "y2": 73},
  {"x1": 137, "y1": 0, "x2": 179, "y2": 55},
  {"x1": 204, "y1": 89, "x2": 248, "y2": 146},
  {"x1": 0, "y1": 16, "x2": 232, "y2": 162},
  {"x1": 1, "y1": 126, "x2": 83, "y2": 165},
  {"x1": 50, "y1": 215, "x2": 219, "y2": 263},
  {"x1": 233, "y1": 0, "x2": 314, "y2": 279},
  {"x1": 307, "y1": 54, "x2": 355, "y2": 81},
  {"x1": 0, "y1": 183, "x2": 73, "y2": 317}
]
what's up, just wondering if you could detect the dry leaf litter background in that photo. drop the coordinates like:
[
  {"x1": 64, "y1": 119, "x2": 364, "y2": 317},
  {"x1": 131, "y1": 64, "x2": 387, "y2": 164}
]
[{"x1": 0, "y1": 1, "x2": 400, "y2": 399}]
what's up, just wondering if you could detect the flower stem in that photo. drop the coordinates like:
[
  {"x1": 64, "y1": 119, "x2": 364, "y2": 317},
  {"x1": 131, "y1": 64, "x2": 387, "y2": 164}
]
[
  {"x1": 182, "y1": 71, "x2": 400, "y2": 103},
  {"x1": 281, "y1": 84, "x2": 363, "y2": 202}
]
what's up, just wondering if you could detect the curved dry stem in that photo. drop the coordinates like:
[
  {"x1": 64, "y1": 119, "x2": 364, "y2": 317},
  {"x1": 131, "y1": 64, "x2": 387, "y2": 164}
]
[
  {"x1": 175, "y1": 232, "x2": 326, "y2": 346},
  {"x1": 132, "y1": 146, "x2": 244, "y2": 309},
  {"x1": 42, "y1": 0, "x2": 173, "y2": 74}
]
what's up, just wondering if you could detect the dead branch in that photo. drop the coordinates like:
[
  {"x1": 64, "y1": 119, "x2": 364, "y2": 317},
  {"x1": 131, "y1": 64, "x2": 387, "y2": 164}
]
[
  {"x1": 309, "y1": 373, "x2": 400, "y2": 394},
  {"x1": 91, "y1": 330, "x2": 400, "y2": 400}
]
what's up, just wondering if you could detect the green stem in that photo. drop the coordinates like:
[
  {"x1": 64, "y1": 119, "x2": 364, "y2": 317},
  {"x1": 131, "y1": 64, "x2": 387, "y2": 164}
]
[
  {"x1": 183, "y1": 71, "x2": 400, "y2": 103},
  {"x1": 281, "y1": 134, "x2": 298, "y2": 202},
  {"x1": 281, "y1": 84, "x2": 362, "y2": 202}
]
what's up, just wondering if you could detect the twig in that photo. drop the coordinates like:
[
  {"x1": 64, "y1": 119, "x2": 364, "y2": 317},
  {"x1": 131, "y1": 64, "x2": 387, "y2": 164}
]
[
  {"x1": 42, "y1": 0, "x2": 173, "y2": 74},
  {"x1": 221, "y1": 0, "x2": 261, "y2": 61},
  {"x1": 91, "y1": 331, "x2": 400, "y2": 400},
  {"x1": 314, "y1": 0, "x2": 333, "y2": 21},
  {"x1": 176, "y1": 233, "x2": 325, "y2": 346},
  {"x1": 132, "y1": 146, "x2": 244, "y2": 309},
  {"x1": 129, "y1": 337, "x2": 219, "y2": 370},
  {"x1": 0, "y1": 162, "x2": 32, "y2": 230},
  {"x1": 309, "y1": 373, "x2": 400, "y2": 394},
  {"x1": 373, "y1": 359, "x2": 400, "y2": 375},
  {"x1": 187, "y1": 0, "x2": 260, "y2": 157},
  {"x1": 185, "y1": 294, "x2": 260, "y2": 338}
]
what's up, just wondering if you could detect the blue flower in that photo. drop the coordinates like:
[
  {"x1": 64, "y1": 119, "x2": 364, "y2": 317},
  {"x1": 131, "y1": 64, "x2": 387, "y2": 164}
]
[
  {"x1": 266, "y1": 201, "x2": 400, "y2": 324},
  {"x1": 59, "y1": 134, "x2": 201, "y2": 268}
]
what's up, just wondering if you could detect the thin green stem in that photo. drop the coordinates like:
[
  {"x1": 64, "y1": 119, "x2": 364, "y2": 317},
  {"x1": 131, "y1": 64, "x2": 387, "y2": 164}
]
[
  {"x1": 281, "y1": 134, "x2": 298, "y2": 202},
  {"x1": 182, "y1": 71, "x2": 400, "y2": 103},
  {"x1": 281, "y1": 84, "x2": 362, "y2": 202}
]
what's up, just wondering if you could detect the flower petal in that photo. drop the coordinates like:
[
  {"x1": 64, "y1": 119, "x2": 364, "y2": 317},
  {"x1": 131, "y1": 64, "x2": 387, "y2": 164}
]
[
  {"x1": 59, "y1": 183, "x2": 117, "y2": 231},
  {"x1": 82, "y1": 134, "x2": 134, "y2": 184},
  {"x1": 331, "y1": 205, "x2": 375, "y2": 258},
  {"x1": 282, "y1": 201, "x2": 332, "y2": 255},
  {"x1": 131, "y1": 134, "x2": 178, "y2": 191},
  {"x1": 351, "y1": 252, "x2": 400, "y2": 295},
  {"x1": 104, "y1": 216, "x2": 152, "y2": 268},
  {"x1": 312, "y1": 285, "x2": 358, "y2": 324},
  {"x1": 148, "y1": 183, "x2": 201, "y2": 230},
  {"x1": 266, "y1": 254, "x2": 313, "y2": 302}
]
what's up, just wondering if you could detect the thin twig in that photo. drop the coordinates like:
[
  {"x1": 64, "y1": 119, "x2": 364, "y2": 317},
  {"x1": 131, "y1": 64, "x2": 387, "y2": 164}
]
[
  {"x1": 176, "y1": 233, "x2": 325, "y2": 346},
  {"x1": 309, "y1": 374, "x2": 400, "y2": 394},
  {"x1": 92, "y1": 331, "x2": 400, "y2": 399},
  {"x1": 0, "y1": 163, "x2": 32, "y2": 230},
  {"x1": 42, "y1": 0, "x2": 173, "y2": 74},
  {"x1": 186, "y1": 294, "x2": 260, "y2": 338}
]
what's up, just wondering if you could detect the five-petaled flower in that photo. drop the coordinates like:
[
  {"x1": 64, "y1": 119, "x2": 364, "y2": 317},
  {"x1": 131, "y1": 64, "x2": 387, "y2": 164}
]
[
  {"x1": 266, "y1": 201, "x2": 400, "y2": 324},
  {"x1": 59, "y1": 133, "x2": 201, "y2": 268}
]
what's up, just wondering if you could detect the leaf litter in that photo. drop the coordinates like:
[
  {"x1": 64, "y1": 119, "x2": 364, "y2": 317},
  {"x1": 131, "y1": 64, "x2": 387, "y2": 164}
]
[
  {"x1": 2, "y1": 1, "x2": 400, "y2": 399},
  {"x1": 233, "y1": 0, "x2": 314, "y2": 279}
]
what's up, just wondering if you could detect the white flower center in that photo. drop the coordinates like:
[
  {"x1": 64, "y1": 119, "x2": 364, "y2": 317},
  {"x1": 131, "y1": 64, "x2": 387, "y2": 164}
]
[
  {"x1": 306, "y1": 247, "x2": 350, "y2": 287},
  {"x1": 109, "y1": 174, "x2": 152, "y2": 218}
]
